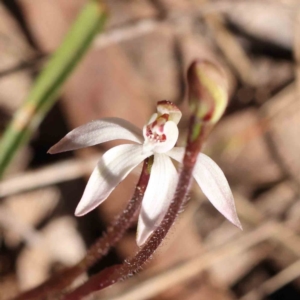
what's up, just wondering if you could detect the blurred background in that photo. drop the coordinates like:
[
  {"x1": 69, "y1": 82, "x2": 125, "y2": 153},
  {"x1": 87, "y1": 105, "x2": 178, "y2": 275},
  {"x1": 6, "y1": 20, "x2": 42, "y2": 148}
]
[{"x1": 0, "y1": 0, "x2": 300, "y2": 299}]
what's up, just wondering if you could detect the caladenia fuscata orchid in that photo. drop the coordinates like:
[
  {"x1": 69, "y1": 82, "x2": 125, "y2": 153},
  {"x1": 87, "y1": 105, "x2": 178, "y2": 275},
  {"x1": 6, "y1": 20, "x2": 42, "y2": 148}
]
[
  {"x1": 14, "y1": 60, "x2": 242, "y2": 300},
  {"x1": 49, "y1": 100, "x2": 241, "y2": 246},
  {"x1": 62, "y1": 61, "x2": 241, "y2": 300}
]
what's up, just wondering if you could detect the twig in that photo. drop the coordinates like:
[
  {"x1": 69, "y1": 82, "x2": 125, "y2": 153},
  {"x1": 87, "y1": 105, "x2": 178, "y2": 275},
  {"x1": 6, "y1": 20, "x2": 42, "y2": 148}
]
[
  {"x1": 96, "y1": 194, "x2": 300, "y2": 300},
  {"x1": 0, "y1": 153, "x2": 144, "y2": 197},
  {"x1": 240, "y1": 259, "x2": 300, "y2": 300},
  {"x1": 236, "y1": 193, "x2": 300, "y2": 258},
  {"x1": 93, "y1": 19, "x2": 159, "y2": 48},
  {"x1": 100, "y1": 222, "x2": 276, "y2": 300},
  {"x1": 0, "y1": 155, "x2": 99, "y2": 198},
  {"x1": 0, "y1": 55, "x2": 46, "y2": 78},
  {"x1": 0, "y1": 1, "x2": 290, "y2": 78}
]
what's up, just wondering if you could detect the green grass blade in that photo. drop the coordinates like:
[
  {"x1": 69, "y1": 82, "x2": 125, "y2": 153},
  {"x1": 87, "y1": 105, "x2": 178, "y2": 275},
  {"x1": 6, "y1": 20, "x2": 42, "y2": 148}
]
[{"x1": 0, "y1": 0, "x2": 107, "y2": 178}]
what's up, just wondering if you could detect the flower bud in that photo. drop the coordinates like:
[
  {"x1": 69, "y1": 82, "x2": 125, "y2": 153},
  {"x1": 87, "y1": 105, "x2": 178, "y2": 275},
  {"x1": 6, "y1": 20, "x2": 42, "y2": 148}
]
[{"x1": 187, "y1": 60, "x2": 228, "y2": 124}]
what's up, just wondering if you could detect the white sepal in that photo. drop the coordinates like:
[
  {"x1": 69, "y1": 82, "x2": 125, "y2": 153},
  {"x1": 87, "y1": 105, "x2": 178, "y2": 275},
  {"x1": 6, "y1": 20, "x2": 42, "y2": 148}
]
[
  {"x1": 48, "y1": 118, "x2": 143, "y2": 154},
  {"x1": 167, "y1": 147, "x2": 242, "y2": 229},
  {"x1": 75, "y1": 144, "x2": 151, "y2": 216},
  {"x1": 137, "y1": 154, "x2": 178, "y2": 246},
  {"x1": 193, "y1": 154, "x2": 242, "y2": 229}
]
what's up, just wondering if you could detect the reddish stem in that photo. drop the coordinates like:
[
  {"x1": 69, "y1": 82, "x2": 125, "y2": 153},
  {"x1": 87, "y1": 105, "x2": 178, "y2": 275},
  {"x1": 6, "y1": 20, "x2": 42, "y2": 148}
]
[
  {"x1": 63, "y1": 118, "x2": 208, "y2": 300},
  {"x1": 60, "y1": 60, "x2": 221, "y2": 300},
  {"x1": 13, "y1": 156, "x2": 153, "y2": 300}
]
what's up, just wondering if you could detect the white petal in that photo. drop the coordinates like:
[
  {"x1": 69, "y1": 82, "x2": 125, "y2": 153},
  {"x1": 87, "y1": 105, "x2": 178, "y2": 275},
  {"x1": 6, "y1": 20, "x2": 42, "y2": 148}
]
[
  {"x1": 75, "y1": 144, "x2": 151, "y2": 216},
  {"x1": 48, "y1": 118, "x2": 143, "y2": 154},
  {"x1": 137, "y1": 154, "x2": 178, "y2": 246},
  {"x1": 167, "y1": 147, "x2": 242, "y2": 229}
]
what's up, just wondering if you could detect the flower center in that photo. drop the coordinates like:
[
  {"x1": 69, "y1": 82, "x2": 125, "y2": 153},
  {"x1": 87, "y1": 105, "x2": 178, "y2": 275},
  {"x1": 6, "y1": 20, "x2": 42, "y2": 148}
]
[
  {"x1": 142, "y1": 107, "x2": 180, "y2": 154},
  {"x1": 145, "y1": 114, "x2": 169, "y2": 143}
]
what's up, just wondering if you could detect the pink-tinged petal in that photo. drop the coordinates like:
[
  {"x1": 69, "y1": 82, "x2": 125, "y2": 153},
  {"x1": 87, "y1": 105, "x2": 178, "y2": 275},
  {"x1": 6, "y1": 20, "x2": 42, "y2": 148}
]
[
  {"x1": 75, "y1": 144, "x2": 151, "y2": 216},
  {"x1": 157, "y1": 100, "x2": 182, "y2": 124},
  {"x1": 137, "y1": 154, "x2": 178, "y2": 246},
  {"x1": 167, "y1": 147, "x2": 242, "y2": 229},
  {"x1": 48, "y1": 118, "x2": 143, "y2": 154}
]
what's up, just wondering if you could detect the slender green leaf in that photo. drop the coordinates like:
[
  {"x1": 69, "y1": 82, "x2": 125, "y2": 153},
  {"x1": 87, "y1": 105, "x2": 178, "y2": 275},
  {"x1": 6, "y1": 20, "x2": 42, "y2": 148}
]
[{"x1": 0, "y1": 0, "x2": 107, "y2": 178}]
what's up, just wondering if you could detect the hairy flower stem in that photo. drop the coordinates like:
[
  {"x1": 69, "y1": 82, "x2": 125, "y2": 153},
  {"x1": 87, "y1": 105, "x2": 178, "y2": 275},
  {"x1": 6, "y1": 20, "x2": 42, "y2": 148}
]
[
  {"x1": 62, "y1": 114, "x2": 209, "y2": 300},
  {"x1": 13, "y1": 157, "x2": 153, "y2": 300},
  {"x1": 62, "y1": 59, "x2": 227, "y2": 299}
]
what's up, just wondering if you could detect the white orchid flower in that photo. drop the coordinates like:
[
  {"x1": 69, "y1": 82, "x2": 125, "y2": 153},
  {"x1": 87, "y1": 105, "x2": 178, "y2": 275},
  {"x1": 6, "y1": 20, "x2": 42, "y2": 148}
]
[{"x1": 49, "y1": 101, "x2": 241, "y2": 246}]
